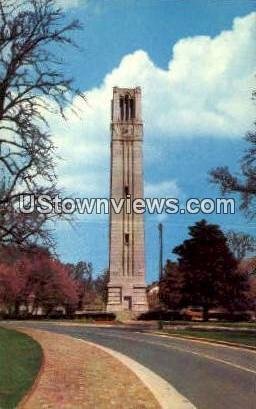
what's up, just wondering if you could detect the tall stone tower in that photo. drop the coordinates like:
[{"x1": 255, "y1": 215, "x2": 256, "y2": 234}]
[{"x1": 107, "y1": 87, "x2": 148, "y2": 313}]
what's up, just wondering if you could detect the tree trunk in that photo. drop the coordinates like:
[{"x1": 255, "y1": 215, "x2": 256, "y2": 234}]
[
  {"x1": 203, "y1": 306, "x2": 209, "y2": 321},
  {"x1": 14, "y1": 301, "x2": 20, "y2": 318}
]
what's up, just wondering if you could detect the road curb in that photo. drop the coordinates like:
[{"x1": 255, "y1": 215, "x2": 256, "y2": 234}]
[
  {"x1": 73, "y1": 336, "x2": 197, "y2": 409},
  {"x1": 149, "y1": 331, "x2": 256, "y2": 352},
  {"x1": 11, "y1": 325, "x2": 197, "y2": 409}
]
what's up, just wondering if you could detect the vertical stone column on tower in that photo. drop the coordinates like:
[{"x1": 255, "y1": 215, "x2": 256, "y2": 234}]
[{"x1": 107, "y1": 87, "x2": 148, "y2": 314}]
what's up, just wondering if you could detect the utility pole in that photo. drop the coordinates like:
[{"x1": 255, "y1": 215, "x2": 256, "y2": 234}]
[{"x1": 158, "y1": 223, "x2": 163, "y2": 281}]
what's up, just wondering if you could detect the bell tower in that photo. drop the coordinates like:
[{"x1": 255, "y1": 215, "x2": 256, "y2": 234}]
[{"x1": 107, "y1": 87, "x2": 148, "y2": 313}]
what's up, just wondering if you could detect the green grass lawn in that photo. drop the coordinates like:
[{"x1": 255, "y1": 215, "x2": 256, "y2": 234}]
[
  {"x1": 162, "y1": 320, "x2": 256, "y2": 329},
  {"x1": 0, "y1": 327, "x2": 43, "y2": 409},
  {"x1": 163, "y1": 328, "x2": 256, "y2": 347}
]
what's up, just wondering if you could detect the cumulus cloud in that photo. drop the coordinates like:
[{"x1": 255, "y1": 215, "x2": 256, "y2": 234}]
[{"x1": 49, "y1": 13, "x2": 256, "y2": 198}]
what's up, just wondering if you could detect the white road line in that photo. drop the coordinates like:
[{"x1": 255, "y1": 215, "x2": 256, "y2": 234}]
[
  {"x1": 93, "y1": 331, "x2": 256, "y2": 375},
  {"x1": 6, "y1": 322, "x2": 256, "y2": 375},
  {"x1": 145, "y1": 331, "x2": 256, "y2": 354}
]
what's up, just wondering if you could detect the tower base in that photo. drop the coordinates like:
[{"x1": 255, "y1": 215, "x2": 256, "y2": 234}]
[{"x1": 107, "y1": 283, "x2": 148, "y2": 314}]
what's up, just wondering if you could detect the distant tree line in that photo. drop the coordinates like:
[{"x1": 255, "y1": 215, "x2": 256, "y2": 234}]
[{"x1": 67, "y1": 261, "x2": 109, "y2": 311}]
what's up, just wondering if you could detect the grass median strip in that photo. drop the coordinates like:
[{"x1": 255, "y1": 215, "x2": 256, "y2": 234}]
[
  {"x1": 0, "y1": 326, "x2": 43, "y2": 409},
  {"x1": 162, "y1": 328, "x2": 256, "y2": 347},
  {"x1": 163, "y1": 321, "x2": 256, "y2": 329}
]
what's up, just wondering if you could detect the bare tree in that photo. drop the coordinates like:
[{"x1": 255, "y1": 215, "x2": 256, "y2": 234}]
[
  {"x1": 0, "y1": 0, "x2": 84, "y2": 247},
  {"x1": 210, "y1": 126, "x2": 256, "y2": 218},
  {"x1": 210, "y1": 85, "x2": 256, "y2": 219},
  {"x1": 226, "y1": 230, "x2": 256, "y2": 260}
]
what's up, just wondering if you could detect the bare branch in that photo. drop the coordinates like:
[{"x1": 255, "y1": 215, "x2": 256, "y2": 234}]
[{"x1": 0, "y1": 0, "x2": 84, "y2": 248}]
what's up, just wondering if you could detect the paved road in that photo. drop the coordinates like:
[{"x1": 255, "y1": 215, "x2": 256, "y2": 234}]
[{"x1": 6, "y1": 322, "x2": 256, "y2": 409}]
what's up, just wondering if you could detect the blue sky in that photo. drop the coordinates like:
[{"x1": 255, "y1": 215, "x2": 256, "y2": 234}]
[{"x1": 50, "y1": 0, "x2": 256, "y2": 282}]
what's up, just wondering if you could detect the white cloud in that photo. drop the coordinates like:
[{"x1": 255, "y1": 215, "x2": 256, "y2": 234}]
[
  {"x1": 145, "y1": 180, "x2": 180, "y2": 199},
  {"x1": 56, "y1": 0, "x2": 86, "y2": 10},
  {"x1": 49, "y1": 13, "x2": 256, "y2": 198}
]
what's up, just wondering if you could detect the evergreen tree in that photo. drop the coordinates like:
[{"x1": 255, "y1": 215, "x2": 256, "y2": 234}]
[{"x1": 173, "y1": 219, "x2": 248, "y2": 320}]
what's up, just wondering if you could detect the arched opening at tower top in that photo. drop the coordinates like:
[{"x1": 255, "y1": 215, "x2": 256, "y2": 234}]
[{"x1": 119, "y1": 95, "x2": 135, "y2": 121}]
